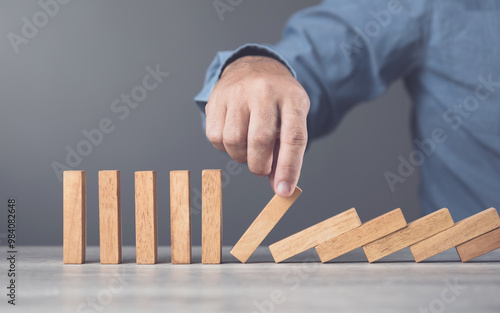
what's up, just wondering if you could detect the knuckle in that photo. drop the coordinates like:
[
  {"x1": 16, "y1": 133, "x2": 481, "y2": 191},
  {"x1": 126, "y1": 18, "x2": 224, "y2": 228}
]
[
  {"x1": 250, "y1": 129, "x2": 275, "y2": 147},
  {"x1": 231, "y1": 81, "x2": 246, "y2": 97},
  {"x1": 278, "y1": 162, "x2": 301, "y2": 176},
  {"x1": 249, "y1": 165, "x2": 271, "y2": 177},
  {"x1": 252, "y1": 77, "x2": 274, "y2": 96},
  {"x1": 292, "y1": 103, "x2": 309, "y2": 121},
  {"x1": 223, "y1": 131, "x2": 246, "y2": 148},
  {"x1": 205, "y1": 101, "x2": 214, "y2": 116},
  {"x1": 282, "y1": 127, "x2": 308, "y2": 147},
  {"x1": 206, "y1": 129, "x2": 223, "y2": 146},
  {"x1": 259, "y1": 109, "x2": 279, "y2": 127},
  {"x1": 288, "y1": 86, "x2": 310, "y2": 113}
]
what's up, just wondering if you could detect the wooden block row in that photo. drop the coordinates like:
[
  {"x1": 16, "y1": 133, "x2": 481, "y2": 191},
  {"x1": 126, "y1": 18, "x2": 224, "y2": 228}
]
[
  {"x1": 63, "y1": 169, "x2": 223, "y2": 265},
  {"x1": 63, "y1": 170, "x2": 500, "y2": 264}
]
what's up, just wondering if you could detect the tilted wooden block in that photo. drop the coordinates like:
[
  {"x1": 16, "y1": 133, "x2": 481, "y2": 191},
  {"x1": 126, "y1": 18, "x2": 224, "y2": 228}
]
[
  {"x1": 410, "y1": 207, "x2": 500, "y2": 262},
  {"x1": 269, "y1": 208, "x2": 361, "y2": 263},
  {"x1": 170, "y1": 170, "x2": 192, "y2": 264},
  {"x1": 315, "y1": 208, "x2": 407, "y2": 263},
  {"x1": 99, "y1": 170, "x2": 122, "y2": 264},
  {"x1": 230, "y1": 187, "x2": 302, "y2": 263},
  {"x1": 202, "y1": 170, "x2": 223, "y2": 264},
  {"x1": 456, "y1": 227, "x2": 500, "y2": 262},
  {"x1": 363, "y1": 208, "x2": 454, "y2": 263},
  {"x1": 135, "y1": 171, "x2": 158, "y2": 264},
  {"x1": 63, "y1": 171, "x2": 86, "y2": 264}
]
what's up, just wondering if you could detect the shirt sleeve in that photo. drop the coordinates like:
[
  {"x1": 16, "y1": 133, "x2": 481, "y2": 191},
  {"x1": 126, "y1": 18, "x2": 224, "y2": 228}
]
[{"x1": 194, "y1": 0, "x2": 430, "y2": 140}]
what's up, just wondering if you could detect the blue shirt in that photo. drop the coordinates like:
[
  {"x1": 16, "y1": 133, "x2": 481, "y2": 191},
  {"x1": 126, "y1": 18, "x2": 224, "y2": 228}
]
[{"x1": 195, "y1": 0, "x2": 500, "y2": 221}]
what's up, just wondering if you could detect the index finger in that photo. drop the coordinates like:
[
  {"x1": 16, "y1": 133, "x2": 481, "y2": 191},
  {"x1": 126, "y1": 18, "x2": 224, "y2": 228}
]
[{"x1": 273, "y1": 103, "x2": 308, "y2": 197}]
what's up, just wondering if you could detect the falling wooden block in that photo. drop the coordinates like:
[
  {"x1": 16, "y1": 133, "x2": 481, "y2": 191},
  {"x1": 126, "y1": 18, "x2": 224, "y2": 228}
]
[
  {"x1": 170, "y1": 170, "x2": 191, "y2": 264},
  {"x1": 363, "y1": 208, "x2": 454, "y2": 262},
  {"x1": 456, "y1": 228, "x2": 500, "y2": 262},
  {"x1": 410, "y1": 207, "x2": 500, "y2": 262},
  {"x1": 63, "y1": 171, "x2": 86, "y2": 264},
  {"x1": 202, "y1": 170, "x2": 223, "y2": 264},
  {"x1": 315, "y1": 208, "x2": 407, "y2": 263},
  {"x1": 135, "y1": 171, "x2": 158, "y2": 264},
  {"x1": 230, "y1": 186, "x2": 302, "y2": 263},
  {"x1": 269, "y1": 208, "x2": 361, "y2": 263},
  {"x1": 98, "y1": 170, "x2": 122, "y2": 264}
]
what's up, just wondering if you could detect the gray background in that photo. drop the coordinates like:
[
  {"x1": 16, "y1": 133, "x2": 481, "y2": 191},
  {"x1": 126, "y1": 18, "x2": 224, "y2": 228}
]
[{"x1": 0, "y1": 0, "x2": 419, "y2": 246}]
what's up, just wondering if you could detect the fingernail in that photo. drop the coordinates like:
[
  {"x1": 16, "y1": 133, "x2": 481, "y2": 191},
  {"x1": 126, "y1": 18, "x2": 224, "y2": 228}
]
[{"x1": 276, "y1": 181, "x2": 291, "y2": 197}]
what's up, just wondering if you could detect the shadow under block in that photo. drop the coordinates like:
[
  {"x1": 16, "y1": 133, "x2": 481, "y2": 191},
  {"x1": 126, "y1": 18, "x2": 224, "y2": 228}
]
[
  {"x1": 456, "y1": 228, "x2": 500, "y2": 262},
  {"x1": 363, "y1": 208, "x2": 454, "y2": 263},
  {"x1": 410, "y1": 208, "x2": 500, "y2": 263},
  {"x1": 98, "y1": 171, "x2": 122, "y2": 264},
  {"x1": 170, "y1": 170, "x2": 192, "y2": 264},
  {"x1": 202, "y1": 170, "x2": 223, "y2": 264},
  {"x1": 315, "y1": 208, "x2": 407, "y2": 263},
  {"x1": 230, "y1": 186, "x2": 302, "y2": 263},
  {"x1": 135, "y1": 171, "x2": 158, "y2": 264},
  {"x1": 63, "y1": 171, "x2": 86, "y2": 264},
  {"x1": 269, "y1": 208, "x2": 361, "y2": 263}
]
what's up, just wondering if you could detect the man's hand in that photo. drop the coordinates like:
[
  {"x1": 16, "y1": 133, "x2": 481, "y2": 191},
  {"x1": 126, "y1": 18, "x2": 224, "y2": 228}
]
[{"x1": 205, "y1": 55, "x2": 310, "y2": 197}]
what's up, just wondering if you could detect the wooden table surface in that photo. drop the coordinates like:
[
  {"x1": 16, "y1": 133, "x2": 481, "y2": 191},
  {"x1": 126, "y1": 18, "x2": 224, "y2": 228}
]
[{"x1": 4, "y1": 246, "x2": 500, "y2": 312}]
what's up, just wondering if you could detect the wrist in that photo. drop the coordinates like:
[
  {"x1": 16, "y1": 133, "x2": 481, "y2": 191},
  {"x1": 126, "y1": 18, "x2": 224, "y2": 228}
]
[{"x1": 221, "y1": 55, "x2": 292, "y2": 78}]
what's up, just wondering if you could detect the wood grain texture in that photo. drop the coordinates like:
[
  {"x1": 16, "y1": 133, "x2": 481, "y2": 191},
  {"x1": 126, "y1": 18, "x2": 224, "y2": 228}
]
[
  {"x1": 63, "y1": 171, "x2": 86, "y2": 264},
  {"x1": 170, "y1": 170, "x2": 192, "y2": 264},
  {"x1": 98, "y1": 170, "x2": 122, "y2": 264},
  {"x1": 135, "y1": 171, "x2": 158, "y2": 264},
  {"x1": 315, "y1": 208, "x2": 407, "y2": 263},
  {"x1": 363, "y1": 208, "x2": 454, "y2": 263},
  {"x1": 202, "y1": 170, "x2": 223, "y2": 264},
  {"x1": 269, "y1": 208, "x2": 361, "y2": 263},
  {"x1": 410, "y1": 207, "x2": 500, "y2": 262},
  {"x1": 230, "y1": 187, "x2": 302, "y2": 263},
  {"x1": 456, "y1": 227, "x2": 500, "y2": 262}
]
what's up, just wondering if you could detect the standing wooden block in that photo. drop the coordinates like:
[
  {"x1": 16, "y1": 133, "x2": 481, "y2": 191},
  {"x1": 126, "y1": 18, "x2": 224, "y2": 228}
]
[
  {"x1": 456, "y1": 228, "x2": 500, "y2": 262},
  {"x1": 363, "y1": 208, "x2": 454, "y2": 263},
  {"x1": 99, "y1": 170, "x2": 122, "y2": 264},
  {"x1": 410, "y1": 207, "x2": 500, "y2": 262},
  {"x1": 135, "y1": 171, "x2": 158, "y2": 264},
  {"x1": 170, "y1": 170, "x2": 191, "y2": 264},
  {"x1": 202, "y1": 170, "x2": 223, "y2": 264},
  {"x1": 269, "y1": 208, "x2": 361, "y2": 263},
  {"x1": 315, "y1": 208, "x2": 407, "y2": 263},
  {"x1": 63, "y1": 171, "x2": 86, "y2": 264},
  {"x1": 230, "y1": 187, "x2": 302, "y2": 263}
]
